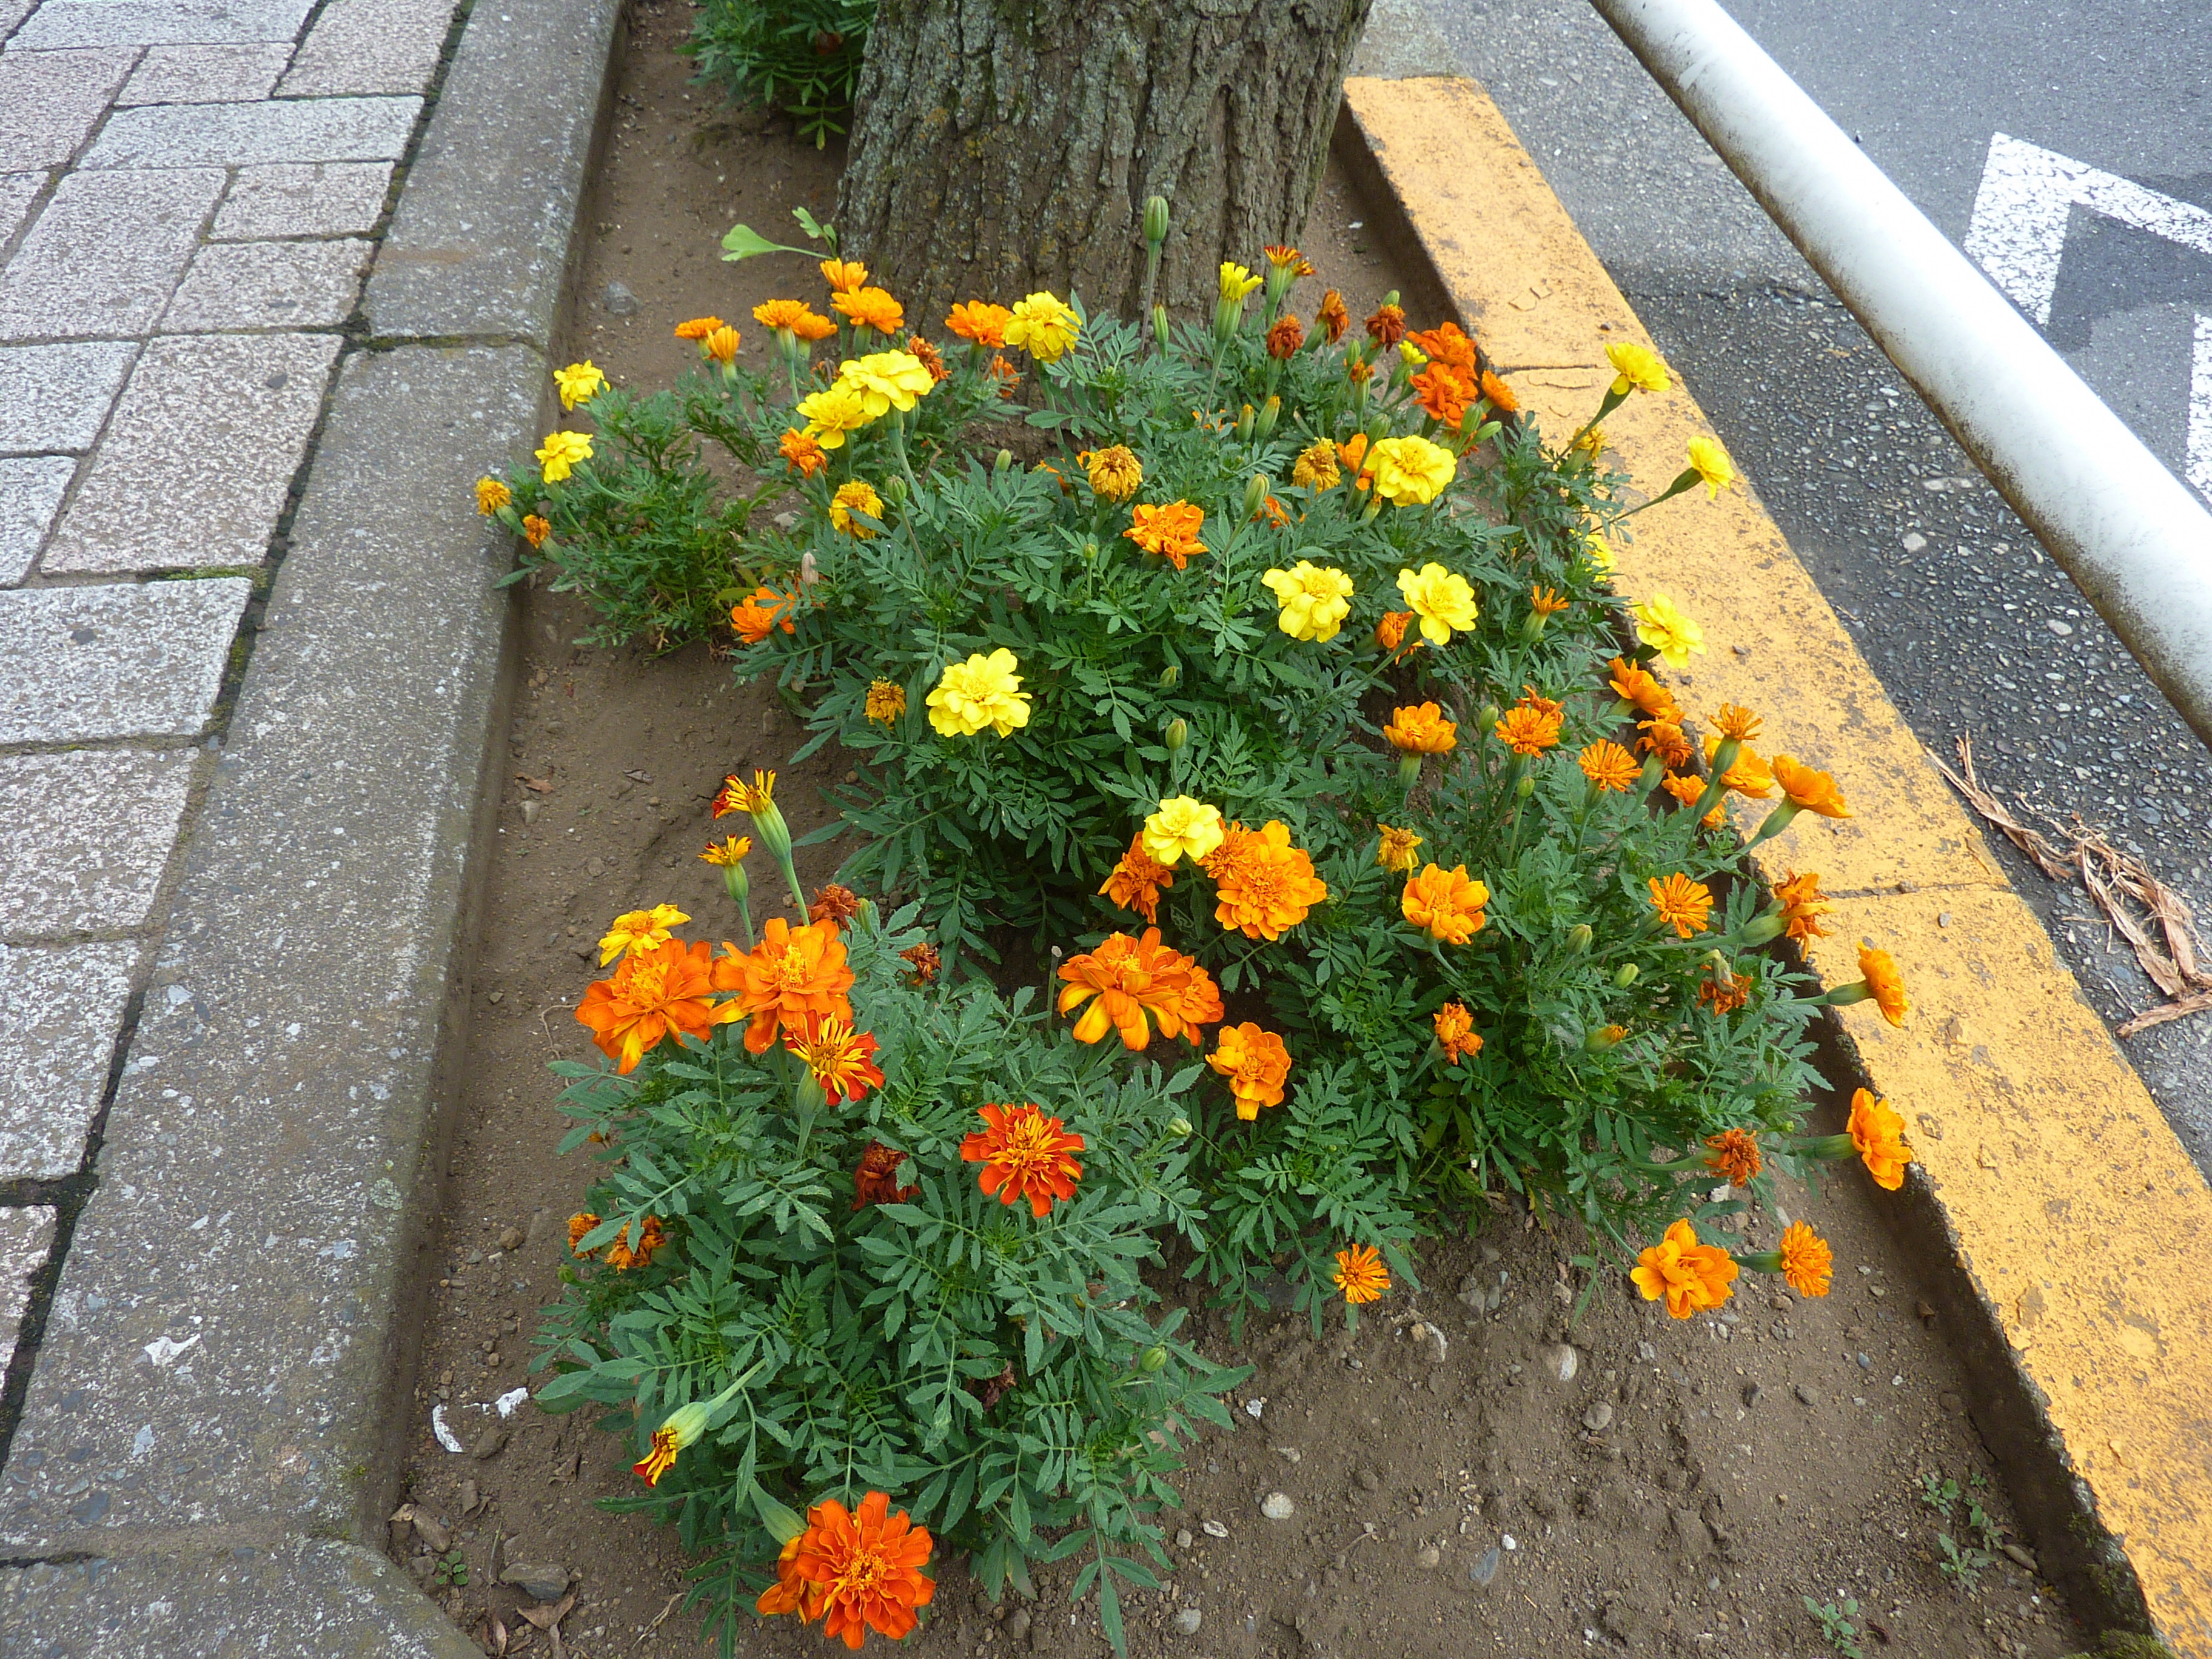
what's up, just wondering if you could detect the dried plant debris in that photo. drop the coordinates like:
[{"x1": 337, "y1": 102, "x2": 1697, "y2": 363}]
[{"x1": 1932, "y1": 734, "x2": 2211, "y2": 1034}]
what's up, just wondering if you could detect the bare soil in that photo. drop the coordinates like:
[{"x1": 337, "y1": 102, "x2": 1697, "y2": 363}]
[{"x1": 392, "y1": 7, "x2": 2091, "y2": 1657}]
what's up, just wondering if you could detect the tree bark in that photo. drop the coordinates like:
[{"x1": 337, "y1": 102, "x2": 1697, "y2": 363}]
[{"x1": 836, "y1": 0, "x2": 1374, "y2": 326}]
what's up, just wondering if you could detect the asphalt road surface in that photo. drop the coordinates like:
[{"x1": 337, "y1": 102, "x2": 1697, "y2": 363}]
[{"x1": 1393, "y1": 0, "x2": 2212, "y2": 1170}]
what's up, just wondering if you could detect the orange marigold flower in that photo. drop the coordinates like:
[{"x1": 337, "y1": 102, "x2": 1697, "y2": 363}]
[
  {"x1": 1858, "y1": 945, "x2": 1911, "y2": 1027},
  {"x1": 1703, "y1": 1127, "x2": 1762, "y2": 1184},
  {"x1": 1364, "y1": 304, "x2": 1406, "y2": 347},
  {"x1": 1316, "y1": 289, "x2": 1350, "y2": 343},
  {"x1": 907, "y1": 334, "x2": 950, "y2": 381},
  {"x1": 1373, "y1": 609, "x2": 1422, "y2": 657},
  {"x1": 1478, "y1": 367, "x2": 1518, "y2": 413},
  {"x1": 946, "y1": 301, "x2": 1012, "y2": 347},
  {"x1": 819, "y1": 258, "x2": 868, "y2": 293},
  {"x1": 1711, "y1": 702, "x2": 1763, "y2": 742},
  {"x1": 1704, "y1": 734, "x2": 1775, "y2": 797},
  {"x1": 714, "y1": 917, "x2": 856, "y2": 1055},
  {"x1": 1254, "y1": 492, "x2": 1290, "y2": 528},
  {"x1": 1579, "y1": 740, "x2": 1640, "y2": 792},
  {"x1": 1056, "y1": 927, "x2": 1222, "y2": 1049},
  {"x1": 1124, "y1": 500, "x2": 1208, "y2": 569},
  {"x1": 521, "y1": 514, "x2": 551, "y2": 548},
  {"x1": 1099, "y1": 831, "x2": 1175, "y2": 925},
  {"x1": 568, "y1": 1211, "x2": 599, "y2": 1255},
  {"x1": 1346, "y1": 354, "x2": 1375, "y2": 385},
  {"x1": 986, "y1": 352, "x2": 1020, "y2": 396},
  {"x1": 1384, "y1": 702, "x2": 1456, "y2": 753},
  {"x1": 574, "y1": 937, "x2": 729, "y2": 1074},
  {"x1": 1207, "y1": 820, "x2": 1328, "y2": 941},
  {"x1": 1770, "y1": 754, "x2": 1852, "y2": 817},
  {"x1": 1848, "y1": 1087, "x2": 1914, "y2": 1188},
  {"x1": 833, "y1": 286, "x2": 904, "y2": 334},
  {"x1": 1494, "y1": 704, "x2": 1563, "y2": 757},
  {"x1": 961, "y1": 1102, "x2": 1085, "y2": 1216},
  {"x1": 1530, "y1": 585, "x2": 1570, "y2": 618},
  {"x1": 1403, "y1": 863, "x2": 1490, "y2": 945},
  {"x1": 1647, "y1": 872, "x2": 1715, "y2": 937},
  {"x1": 1607, "y1": 656, "x2": 1678, "y2": 720},
  {"x1": 1406, "y1": 320, "x2": 1476, "y2": 369},
  {"x1": 1698, "y1": 970, "x2": 1753, "y2": 1015},
  {"x1": 1661, "y1": 771, "x2": 1726, "y2": 828},
  {"x1": 1265, "y1": 313, "x2": 1305, "y2": 358},
  {"x1": 1208, "y1": 1021, "x2": 1292, "y2": 1120},
  {"x1": 1778, "y1": 1221, "x2": 1833, "y2": 1298},
  {"x1": 1433, "y1": 1000, "x2": 1483, "y2": 1064},
  {"x1": 1631, "y1": 1219, "x2": 1738, "y2": 1319},
  {"x1": 779, "y1": 428, "x2": 828, "y2": 476},
  {"x1": 702, "y1": 324, "x2": 740, "y2": 365},
  {"x1": 731, "y1": 585, "x2": 798, "y2": 645},
  {"x1": 860, "y1": 679, "x2": 906, "y2": 727},
  {"x1": 808, "y1": 883, "x2": 864, "y2": 930},
  {"x1": 1775, "y1": 870, "x2": 1833, "y2": 940},
  {"x1": 899, "y1": 940, "x2": 940, "y2": 985},
  {"x1": 785, "y1": 1012, "x2": 883, "y2": 1105},
  {"x1": 852, "y1": 1140, "x2": 918, "y2": 1210},
  {"x1": 1334, "y1": 1242, "x2": 1390, "y2": 1305},
  {"x1": 674, "y1": 315, "x2": 726, "y2": 341},
  {"x1": 1637, "y1": 717, "x2": 1695, "y2": 770},
  {"x1": 1410, "y1": 361, "x2": 1474, "y2": 427},
  {"x1": 1338, "y1": 431, "x2": 1372, "y2": 485},
  {"x1": 756, "y1": 1490, "x2": 935, "y2": 1648},
  {"x1": 1376, "y1": 823, "x2": 1423, "y2": 873},
  {"x1": 754, "y1": 298, "x2": 827, "y2": 335},
  {"x1": 603, "y1": 1214, "x2": 666, "y2": 1272}
]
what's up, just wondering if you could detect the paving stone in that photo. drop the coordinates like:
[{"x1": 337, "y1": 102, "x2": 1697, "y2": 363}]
[
  {"x1": 0, "y1": 578, "x2": 249, "y2": 743},
  {"x1": 0, "y1": 45, "x2": 135, "y2": 170},
  {"x1": 279, "y1": 0, "x2": 455, "y2": 96},
  {"x1": 9, "y1": 0, "x2": 313, "y2": 51},
  {"x1": 161, "y1": 238, "x2": 372, "y2": 330},
  {"x1": 0, "y1": 169, "x2": 44, "y2": 247},
  {"x1": 212, "y1": 159, "x2": 392, "y2": 239},
  {"x1": 0, "y1": 340, "x2": 138, "y2": 452},
  {"x1": 0, "y1": 749, "x2": 195, "y2": 938},
  {"x1": 0, "y1": 1205, "x2": 56, "y2": 1375},
  {"x1": 82, "y1": 93, "x2": 420, "y2": 170},
  {"x1": 44, "y1": 333, "x2": 341, "y2": 573},
  {"x1": 117, "y1": 41, "x2": 293, "y2": 105},
  {"x1": 0, "y1": 454, "x2": 76, "y2": 584},
  {"x1": 0, "y1": 942, "x2": 139, "y2": 1179},
  {"x1": 0, "y1": 166, "x2": 226, "y2": 341}
]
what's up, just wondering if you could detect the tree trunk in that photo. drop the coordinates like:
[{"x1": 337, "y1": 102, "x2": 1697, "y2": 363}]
[{"x1": 836, "y1": 0, "x2": 1374, "y2": 326}]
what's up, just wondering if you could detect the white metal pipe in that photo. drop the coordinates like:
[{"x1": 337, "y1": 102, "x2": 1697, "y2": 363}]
[{"x1": 1587, "y1": 0, "x2": 2212, "y2": 752}]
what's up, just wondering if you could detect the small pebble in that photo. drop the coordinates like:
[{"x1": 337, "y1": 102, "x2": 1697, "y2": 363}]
[
  {"x1": 1173, "y1": 1607, "x2": 1203, "y2": 1635},
  {"x1": 1741, "y1": 1382, "x2": 1761, "y2": 1408},
  {"x1": 1175, "y1": 1528, "x2": 1193, "y2": 1549},
  {"x1": 1415, "y1": 1545, "x2": 1441, "y2": 1570},
  {"x1": 1470, "y1": 1546, "x2": 1501, "y2": 1586},
  {"x1": 1794, "y1": 1383, "x2": 1820, "y2": 1406},
  {"x1": 1004, "y1": 1609, "x2": 1031, "y2": 1641},
  {"x1": 1260, "y1": 1492, "x2": 1295, "y2": 1521},
  {"x1": 600, "y1": 280, "x2": 640, "y2": 315},
  {"x1": 1201, "y1": 1520, "x2": 1228, "y2": 1539},
  {"x1": 1581, "y1": 1401, "x2": 1615, "y2": 1433},
  {"x1": 497, "y1": 1226, "x2": 525, "y2": 1252},
  {"x1": 1541, "y1": 1343, "x2": 1580, "y2": 1382}
]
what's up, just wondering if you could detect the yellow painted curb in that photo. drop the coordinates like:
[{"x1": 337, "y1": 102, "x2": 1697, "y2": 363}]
[{"x1": 1342, "y1": 74, "x2": 2212, "y2": 1654}]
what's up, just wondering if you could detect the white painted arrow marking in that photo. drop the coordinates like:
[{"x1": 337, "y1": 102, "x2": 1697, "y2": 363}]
[{"x1": 1965, "y1": 133, "x2": 2212, "y2": 326}]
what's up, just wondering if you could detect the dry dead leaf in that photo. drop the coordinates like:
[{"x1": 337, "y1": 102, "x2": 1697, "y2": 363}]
[
  {"x1": 2119, "y1": 986, "x2": 2212, "y2": 1036},
  {"x1": 516, "y1": 773, "x2": 555, "y2": 794}
]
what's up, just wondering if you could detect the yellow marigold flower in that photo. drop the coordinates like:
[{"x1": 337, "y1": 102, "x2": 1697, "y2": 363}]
[
  {"x1": 819, "y1": 258, "x2": 868, "y2": 293},
  {"x1": 1124, "y1": 500, "x2": 1207, "y2": 569},
  {"x1": 554, "y1": 360, "x2": 607, "y2": 410},
  {"x1": 1770, "y1": 755, "x2": 1852, "y2": 818},
  {"x1": 1494, "y1": 705, "x2": 1563, "y2": 757},
  {"x1": 1398, "y1": 341, "x2": 1427, "y2": 369},
  {"x1": 864, "y1": 679, "x2": 907, "y2": 726},
  {"x1": 837, "y1": 350, "x2": 936, "y2": 418},
  {"x1": 712, "y1": 769, "x2": 776, "y2": 818},
  {"x1": 1004, "y1": 291, "x2": 1081, "y2": 361},
  {"x1": 1208, "y1": 1021, "x2": 1292, "y2": 1120},
  {"x1": 1433, "y1": 1000, "x2": 1482, "y2": 1064},
  {"x1": 1382, "y1": 702, "x2": 1456, "y2": 754},
  {"x1": 1848, "y1": 1087, "x2": 1914, "y2": 1188},
  {"x1": 1631, "y1": 1219, "x2": 1736, "y2": 1319},
  {"x1": 673, "y1": 316, "x2": 725, "y2": 341},
  {"x1": 1687, "y1": 435, "x2": 1737, "y2": 498},
  {"x1": 1395, "y1": 563, "x2": 1479, "y2": 645},
  {"x1": 1081, "y1": 444, "x2": 1142, "y2": 502},
  {"x1": 1703, "y1": 733, "x2": 1776, "y2": 797},
  {"x1": 946, "y1": 301, "x2": 1011, "y2": 347},
  {"x1": 830, "y1": 480, "x2": 883, "y2": 538},
  {"x1": 1703, "y1": 1128, "x2": 1761, "y2": 1184},
  {"x1": 1290, "y1": 439, "x2": 1340, "y2": 491},
  {"x1": 598, "y1": 902, "x2": 689, "y2": 966},
  {"x1": 1775, "y1": 870, "x2": 1833, "y2": 940},
  {"x1": 700, "y1": 834, "x2": 751, "y2": 866},
  {"x1": 1778, "y1": 1221, "x2": 1833, "y2": 1298},
  {"x1": 475, "y1": 475, "x2": 511, "y2": 515},
  {"x1": 1334, "y1": 1242, "x2": 1390, "y2": 1305},
  {"x1": 1207, "y1": 820, "x2": 1328, "y2": 941},
  {"x1": 1142, "y1": 797, "x2": 1225, "y2": 866},
  {"x1": 702, "y1": 324, "x2": 740, "y2": 366},
  {"x1": 1261, "y1": 560, "x2": 1355, "y2": 642},
  {"x1": 1578, "y1": 740, "x2": 1640, "y2": 792},
  {"x1": 925, "y1": 648, "x2": 1031, "y2": 738},
  {"x1": 1376, "y1": 824, "x2": 1423, "y2": 873},
  {"x1": 1711, "y1": 703, "x2": 1761, "y2": 742},
  {"x1": 1218, "y1": 261, "x2": 1262, "y2": 304},
  {"x1": 1631, "y1": 590, "x2": 1706, "y2": 669},
  {"x1": 521, "y1": 514, "x2": 551, "y2": 548},
  {"x1": 1647, "y1": 872, "x2": 1714, "y2": 937},
  {"x1": 535, "y1": 429, "x2": 591, "y2": 483},
  {"x1": 1402, "y1": 863, "x2": 1490, "y2": 944},
  {"x1": 1605, "y1": 338, "x2": 1670, "y2": 396},
  {"x1": 1858, "y1": 945, "x2": 1910, "y2": 1027},
  {"x1": 795, "y1": 380, "x2": 873, "y2": 449},
  {"x1": 1582, "y1": 532, "x2": 1617, "y2": 573},
  {"x1": 833, "y1": 286, "x2": 905, "y2": 334},
  {"x1": 1366, "y1": 435, "x2": 1456, "y2": 506}
]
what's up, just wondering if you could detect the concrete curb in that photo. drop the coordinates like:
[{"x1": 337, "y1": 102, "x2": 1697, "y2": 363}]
[
  {"x1": 0, "y1": 0, "x2": 623, "y2": 1649},
  {"x1": 1338, "y1": 76, "x2": 2211, "y2": 1654}
]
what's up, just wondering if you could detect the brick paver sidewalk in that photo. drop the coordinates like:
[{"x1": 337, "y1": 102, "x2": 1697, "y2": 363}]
[{"x1": 0, "y1": 0, "x2": 460, "y2": 1390}]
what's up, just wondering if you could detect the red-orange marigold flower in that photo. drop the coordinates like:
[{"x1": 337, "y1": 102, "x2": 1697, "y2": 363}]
[
  {"x1": 852, "y1": 1141, "x2": 919, "y2": 1210},
  {"x1": 961, "y1": 1102, "x2": 1085, "y2": 1216},
  {"x1": 899, "y1": 940, "x2": 940, "y2": 985},
  {"x1": 756, "y1": 1490, "x2": 935, "y2": 1649},
  {"x1": 521, "y1": 514, "x2": 551, "y2": 548},
  {"x1": 574, "y1": 937, "x2": 729, "y2": 1073},
  {"x1": 1704, "y1": 1127, "x2": 1762, "y2": 1184},
  {"x1": 1364, "y1": 304, "x2": 1406, "y2": 347},
  {"x1": 1099, "y1": 831, "x2": 1175, "y2": 925},
  {"x1": 1775, "y1": 870, "x2": 1834, "y2": 940},
  {"x1": 603, "y1": 1213, "x2": 666, "y2": 1271},
  {"x1": 1124, "y1": 500, "x2": 1208, "y2": 569},
  {"x1": 1698, "y1": 970, "x2": 1753, "y2": 1015},
  {"x1": 785, "y1": 1012, "x2": 883, "y2": 1105},
  {"x1": 714, "y1": 917, "x2": 856, "y2": 1055},
  {"x1": 809, "y1": 883, "x2": 863, "y2": 930},
  {"x1": 1265, "y1": 313, "x2": 1305, "y2": 358},
  {"x1": 1208, "y1": 1021, "x2": 1292, "y2": 1120},
  {"x1": 1056, "y1": 927, "x2": 1222, "y2": 1049},
  {"x1": 1479, "y1": 367, "x2": 1518, "y2": 413},
  {"x1": 1316, "y1": 289, "x2": 1350, "y2": 343},
  {"x1": 907, "y1": 334, "x2": 950, "y2": 381},
  {"x1": 1638, "y1": 717, "x2": 1695, "y2": 770},
  {"x1": 1410, "y1": 361, "x2": 1475, "y2": 427}
]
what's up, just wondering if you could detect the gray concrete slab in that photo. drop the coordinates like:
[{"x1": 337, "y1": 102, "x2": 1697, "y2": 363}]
[
  {"x1": 0, "y1": 339, "x2": 138, "y2": 453},
  {"x1": 0, "y1": 1206, "x2": 56, "y2": 1375},
  {"x1": 0, "y1": 45, "x2": 135, "y2": 171},
  {"x1": 0, "y1": 169, "x2": 45, "y2": 249},
  {"x1": 0, "y1": 942, "x2": 138, "y2": 1179},
  {"x1": 278, "y1": 0, "x2": 455, "y2": 98},
  {"x1": 116, "y1": 41, "x2": 292, "y2": 106},
  {"x1": 159, "y1": 237, "x2": 371, "y2": 331},
  {"x1": 0, "y1": 344, "x2": 533, "y2": 1555},
  {"x1": 9, "y1": 0, "x2": 313, "y2": 52},
  {"x1": 0, "y1": 1540, "x2": 486, "y2": 1659},
  {"x1": 82, "y1": 93, "x2": 419, "y2": 170},
  {"x1": 0, "y1": 579, "x2": 249, "y2": 743},
  {"x1": 0, "y1": 749, "x2": 195, "y2": 939},
  {"x1": 212, "y1": 160, "x2": 391, "y2": 239},
  {"x1": 365, "y1": 0, "x2": 621, "y2": 347},
  {"x1": 0, "y1": 165, "x2": 225, "y2": 341},
  {"x1": 0, "y1": 453, "x2": 75, "y2": 583},
  {"x1": 44, "y1": 332, "x2": 341, "y2": 573}
]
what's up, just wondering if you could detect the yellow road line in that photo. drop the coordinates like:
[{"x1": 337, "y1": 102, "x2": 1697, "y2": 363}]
[{"x1": 1342, "y1": 74, "x2": 2212, "y2": 1655}]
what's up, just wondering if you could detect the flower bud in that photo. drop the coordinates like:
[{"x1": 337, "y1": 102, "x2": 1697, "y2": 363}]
[
  {"x1": 1164, "y1": 717, "x2": 1188, "y2": 751},
  {"x1": 1398, "y1": 752, "x2": 1423, "y2": 789},
  {"x1": 1168, "y1": 1117, "x2": 1192, "y2": 1138},
  {"x1": 994, "y1": 448, "x2": 1013, "y2": 474},
  {"x1": 1567, "y1": 923, "x2": 1593, "y2": 954},
  {"x1": 883, "y1": 474, "x2": 910, "y2": 504},
  {"x1": 1382, "y1": 289, "x2": 1401, "y2": 310},
  {"x1": 1153, "y1": 303, "x2": 1171, "y2": 350},
  {"x1": 1515, "y1": 774, "x2": 1536, "y2": 799},
  {"x1": 1614, "y1": 962, "x2": 1640, "y2": 988},
  {"x1": 1478, "y1": 704, "x2": 1501, "y2": 731},
  {"x1": 1735, "y1": 911, "x2": 1787, "y2": 946},
  {"x1": 1159, "y1": 662, "x2": 1181, "y2": 688},
  {"x1": 1235, "y1": 403, "x2": 1255, "y2": 443},
  {"x1": 1584, "y1": 1024, "x2": 1628, "y2": 1051},
  {"x1": 1144, "y1": 196, "x2": 1171, "y2": 247},
  {"x1": 1242, "y1": 473, "x2": 1271, "y2": 520},
  {"x1": 1139, "y1": 1345, "x2": 1170, "y2": 1373},
  {"x1": 1255, "y1": 395, "x2": 1281, "y2": 441}
]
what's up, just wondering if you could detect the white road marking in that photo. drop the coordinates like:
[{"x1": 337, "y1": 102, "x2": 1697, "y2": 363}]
[{"x1": 2190, "y1": 314, "x2": 2212, "y2": 506}]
